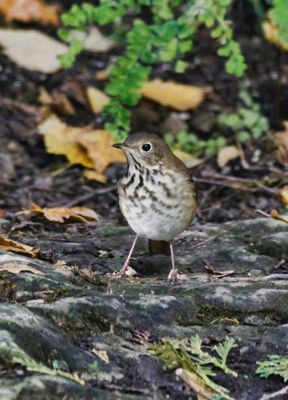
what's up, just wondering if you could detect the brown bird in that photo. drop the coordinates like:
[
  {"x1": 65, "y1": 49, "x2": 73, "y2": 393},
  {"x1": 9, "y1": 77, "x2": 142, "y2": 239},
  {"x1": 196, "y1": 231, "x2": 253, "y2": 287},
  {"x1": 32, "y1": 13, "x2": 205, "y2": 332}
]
[{"x1": 113, "y1": 132, "x2": 197, "y2": 282}]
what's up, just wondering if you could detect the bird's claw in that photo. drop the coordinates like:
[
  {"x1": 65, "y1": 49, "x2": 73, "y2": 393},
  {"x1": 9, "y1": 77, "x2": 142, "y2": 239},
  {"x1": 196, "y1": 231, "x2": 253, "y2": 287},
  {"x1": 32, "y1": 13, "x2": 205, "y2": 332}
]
[
  {"x1": 114, "y1": 264, "x2": 137, "y2": 277},
  {"x1": 168, "y1": 269, "x2": 186, "y2": 283}
]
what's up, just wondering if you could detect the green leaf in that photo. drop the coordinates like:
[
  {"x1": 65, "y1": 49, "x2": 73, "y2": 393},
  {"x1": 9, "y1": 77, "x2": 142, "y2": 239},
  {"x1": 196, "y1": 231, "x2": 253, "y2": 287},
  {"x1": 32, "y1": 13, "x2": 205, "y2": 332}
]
[
  {"x1": 256, "y1": 355, "x2": 288, "y2": 382},
  {"x1": 175, "y1": 60, "x2": 188, "y2": 73}
]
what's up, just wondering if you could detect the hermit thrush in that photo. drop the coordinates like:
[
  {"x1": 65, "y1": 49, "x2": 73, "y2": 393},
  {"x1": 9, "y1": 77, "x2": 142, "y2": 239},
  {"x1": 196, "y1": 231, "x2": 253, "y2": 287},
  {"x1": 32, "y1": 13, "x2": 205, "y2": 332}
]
[{"x1": 113, "y1": 132, "x2": 197, "y2": 282}]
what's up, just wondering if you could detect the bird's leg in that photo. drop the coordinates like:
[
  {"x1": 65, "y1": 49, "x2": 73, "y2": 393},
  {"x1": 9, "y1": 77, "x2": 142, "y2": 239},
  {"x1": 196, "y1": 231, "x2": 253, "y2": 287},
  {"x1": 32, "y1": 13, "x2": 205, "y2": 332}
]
[
  {"x1": 168, "y1": 243, "x2": 181, "y2": 282},
  {"x1": 115, "y1": 235, "x2": 138, "y2": 277}
]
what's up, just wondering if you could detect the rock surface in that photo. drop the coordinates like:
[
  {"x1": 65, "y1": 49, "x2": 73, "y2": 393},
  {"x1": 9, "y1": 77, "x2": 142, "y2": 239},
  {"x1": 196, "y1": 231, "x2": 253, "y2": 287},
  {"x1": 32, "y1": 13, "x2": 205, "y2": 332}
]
[{"x1": 0, "y1": 218, "x2": 287, "y2": 399}]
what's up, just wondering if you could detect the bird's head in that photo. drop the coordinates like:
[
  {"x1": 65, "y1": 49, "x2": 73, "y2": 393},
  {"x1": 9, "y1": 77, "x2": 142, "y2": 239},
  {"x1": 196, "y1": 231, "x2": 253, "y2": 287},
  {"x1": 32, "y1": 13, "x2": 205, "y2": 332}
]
[{"x1": 112, "y1": 132, "x2": 173, "y2": 168}]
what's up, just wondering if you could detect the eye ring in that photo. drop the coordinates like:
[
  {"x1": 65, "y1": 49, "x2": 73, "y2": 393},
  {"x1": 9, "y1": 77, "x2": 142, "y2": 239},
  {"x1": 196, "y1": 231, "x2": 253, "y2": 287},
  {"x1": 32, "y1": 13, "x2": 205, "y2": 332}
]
[{"x1": 142, "y1": 143, "x2": 152, "y2": 152}]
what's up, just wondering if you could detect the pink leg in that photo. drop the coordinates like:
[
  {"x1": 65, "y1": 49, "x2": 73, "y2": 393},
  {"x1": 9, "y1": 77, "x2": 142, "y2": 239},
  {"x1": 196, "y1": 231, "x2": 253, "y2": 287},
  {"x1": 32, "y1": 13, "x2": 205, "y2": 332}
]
[
  {"x1": 115, "y1": 235, "x2": 138, "y2": 277},
  {"x1": 168, "y1": 243, "x2": 181, "y2": 282}
]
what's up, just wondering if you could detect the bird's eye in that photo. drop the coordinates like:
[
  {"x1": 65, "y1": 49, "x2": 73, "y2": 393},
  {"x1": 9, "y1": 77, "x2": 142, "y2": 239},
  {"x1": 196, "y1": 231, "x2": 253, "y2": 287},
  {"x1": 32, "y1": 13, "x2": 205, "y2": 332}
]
[{"x1": 142, "y1": 143, "x2": 152, "y2": 152}]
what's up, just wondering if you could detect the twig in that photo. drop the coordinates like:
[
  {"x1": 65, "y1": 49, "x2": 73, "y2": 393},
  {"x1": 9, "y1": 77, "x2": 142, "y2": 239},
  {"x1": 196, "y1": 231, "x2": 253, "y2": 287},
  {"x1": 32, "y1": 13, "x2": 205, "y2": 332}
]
[
  {"x1": 195, "y1": 173, "x2": 278, "y2": 195},
  {"x1": 259, "y1": 385, "x2": 288, "y2": 400},
  {"x1": 64, "y1": 185, "x2": 117, "y2": 207},
  {"x1": 190, "y1": 235, "x2": 218, "y2": 249},
  {"x1": 256, "y1": 210, "x2": 271, "y2": 218}
]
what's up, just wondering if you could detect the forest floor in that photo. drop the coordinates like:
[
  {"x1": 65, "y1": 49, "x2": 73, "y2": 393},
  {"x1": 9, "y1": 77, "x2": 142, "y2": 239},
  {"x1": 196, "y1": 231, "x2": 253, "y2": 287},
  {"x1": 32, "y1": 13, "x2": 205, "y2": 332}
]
[{"x1": 0, "y1": 1, "x2": 288, "y2": 399}]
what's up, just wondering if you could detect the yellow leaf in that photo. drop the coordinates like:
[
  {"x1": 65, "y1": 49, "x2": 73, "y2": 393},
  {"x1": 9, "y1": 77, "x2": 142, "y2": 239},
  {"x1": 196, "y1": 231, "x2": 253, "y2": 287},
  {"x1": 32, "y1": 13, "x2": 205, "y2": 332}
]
[
  {"x1": 172, "y1": 149, "x2": 203, "y2": 168},
  {"x1": 279, "y1": 186, "x2": 288, "y2": 205},
  {"x1": 0, "y1": 235, "x2": 39, "y2": 257},
  {"x1": 141, "y1": 79, "x2": 209, "y2": 111},
  {"x1": 86, "y1": 86, "x2": 110, "y2": 113},
  {"x1": 0, "y1": 262, "x2": 43, "y2": 275},
  {"x1": 21, "y1": 203, "x2": 100, "y2": 224},
  {"x1": 262, "y1": 19, "x2": 288, "y2": 52},
  {"x1": 83, "y1": 169, "x2": 107, "y2": 183},
  {"x1": 38, "y1": 114, "x2": 93, "y2": 168},
  {"x1": 38, "y1": 114, "x2": 126, "y2": 174},
  {"x1": 0, "y1": 0, "x2": 59, "y2": 26},
  {"x1": 78, "y1": 129, "x2": 126, "y2": 173},
  {"x1": 217, "y1": 146, "x2": 240, "y2": 168}
]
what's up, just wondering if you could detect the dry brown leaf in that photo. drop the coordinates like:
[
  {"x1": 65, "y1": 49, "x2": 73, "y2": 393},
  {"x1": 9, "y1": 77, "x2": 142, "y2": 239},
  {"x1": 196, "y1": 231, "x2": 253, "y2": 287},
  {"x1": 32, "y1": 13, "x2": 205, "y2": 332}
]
[
  {"x1": 86, "y1": 87, "x2": 110, "y2": 113},
  {"x1": 83, "y1": 169, "x2": 107, "y2": 183},
  {"x1": 141, "y1": 79, "x2": 209, "y2": 111},
  {"x1": 263, "y1": 18, "x2": 288, "y2": 52},
  {"x1": 38, "y1": 87, "x2": 75, "y2": 115},
  {"x1": 270, "y1": 209, "x2": 288, "y2": 224},
  {"x1": 279, "y1": 186, "x2": 288, "y2": 205},
  {"x1": 38, "y1": 114, "x2": 126, "y2": 175},
  {"x1": 38, "y1": 114, "x2": 93, "y2": 168},
  {"x1": 0, "y1": 262, "x2": 43, "y2": 275},
  {"x1": 0, "y1": 29, "x2": 67, "y2": 73},
  {"x1": 22, "y1": 203, "x2": 100, "y2": 223},
  {"x1": 0, "y1": 235, "x2": 39, "y2": 257},
  {"x1": 0, "y1": 210, "x2": 6, "y2": 218},
  {"x1": 78, "y1": 129, "x2": 126, "y2": 173},
  {"x1": 38, "y1": 87, "x2": 53, "y2": 105},
  {"x1": 272, "y1": 122, "x2": 288, "y2": 165},
  {"x1": 220, "y1": 317, "x2": 240, "y2": 325},
  {"x1": 96, "y1": 67, "x2": 111, "y2": 81},
  {"x1": 0, "y1": 0, "x2": 59, "y2": 26},
  {"x1": 91, "y1": 349, "x2": 110, "y2": 363},
  {"x1": 172, "y1": 149, "x2": 203, "y2": 168},
  {"x1": 217, "y1": 146, "x2": 240, "y2": 168}
]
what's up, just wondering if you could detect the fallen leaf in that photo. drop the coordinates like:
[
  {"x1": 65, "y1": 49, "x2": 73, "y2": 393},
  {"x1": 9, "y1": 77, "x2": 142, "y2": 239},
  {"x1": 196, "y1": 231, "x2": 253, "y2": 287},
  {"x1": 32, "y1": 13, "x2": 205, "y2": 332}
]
[
  {"x1": 217, "y1": 146, "x2": 240, "y2": 168},
  {"x1": 279, "y1": 186, "x2": 288, "y2": 205},
  {"x1": 96, "y1": 67, "x2": 111, "y2": 81},
  {"x1": 0, "y1": 210, "x2": 6, "y2": 218},
  {"x1": 61, "y1": 80, "x2": 88, "y2": 107},
  {"x1": 0, "y1": 0, "x2": 59, "y2": 26},
  {"x1": 0, "y1": 29, "x2": 67, "y2": 73},
  {"x1": 0, "y1": 262, "x2": 43, "y2": 275},
  {"x1": 270, "y1": 209, "x2": 288, "y2": 224},
  {"x1": 38, "y1": 114, "x2": 126, "y2": 174},
  {"x1": 172, "y1": 149, "x2": 203, "y2": 168},
  {"x1": 21, "y1": 203, "x2": 100, "y2": 223},
  {"x1": 67, "y1": 27, "x2": 113, "y2": 52},
  {"x1": 78, "y1": 129, "x2": 126, "y2": 173},
  {"x1": 0, "y1": 235, "x2": 39, "y2": 257},
  {"x1": 83, "y1": 169, "x2": 107, "y2": 183},
  {"x1": 38, "y1": 87, "x2": 75, "y2": 115},
  {"x1": 141, "y1": 79, "x2": 210, "y2": 111},
  {"x1": 91, "y1": 349, "x2": 110, "y2": 364},
  {"x1": 38, "y1": 114, "x2": 93, "y2": 168},
  {"x1": 263, "y1": 18, "x2": 288, "y2": 52},
  {"x1": 220, "y1": 317, "x2": 240, "y2": 325},
  {"x1": 86, "y1": 86, "x2": 110, "y2": 113},
  {"x1": 272, "y1": 122, "x2": 288, "y2": 165}
]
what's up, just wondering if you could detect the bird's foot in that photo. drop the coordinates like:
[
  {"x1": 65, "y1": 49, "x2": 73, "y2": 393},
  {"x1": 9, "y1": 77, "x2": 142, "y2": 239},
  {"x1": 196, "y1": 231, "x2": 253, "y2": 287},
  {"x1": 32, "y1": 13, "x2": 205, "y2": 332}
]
[
  {"x1": 168, "y1": 268, "x2": 186, "y2": 283},
  {"x1": 114, "y1": 263, "x2": 137, "y2": 278}
]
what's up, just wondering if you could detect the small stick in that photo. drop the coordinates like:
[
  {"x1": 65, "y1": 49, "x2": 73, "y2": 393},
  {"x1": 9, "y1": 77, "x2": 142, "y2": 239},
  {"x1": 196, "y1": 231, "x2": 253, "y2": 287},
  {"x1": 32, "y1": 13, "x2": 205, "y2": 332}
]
[
  {"x1": 259, "y1": 385, "x2": 288, "y2": 400},
  {"x1": 64, "y1": 185, "x2": 117, "y2": 207}
]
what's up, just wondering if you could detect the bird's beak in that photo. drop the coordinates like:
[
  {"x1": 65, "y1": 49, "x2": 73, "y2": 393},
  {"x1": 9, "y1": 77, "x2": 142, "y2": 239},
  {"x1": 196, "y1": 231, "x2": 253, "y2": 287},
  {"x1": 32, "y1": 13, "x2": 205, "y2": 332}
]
[{"x1": 112, "y1": 142, "x2": 129, "y2": 150}]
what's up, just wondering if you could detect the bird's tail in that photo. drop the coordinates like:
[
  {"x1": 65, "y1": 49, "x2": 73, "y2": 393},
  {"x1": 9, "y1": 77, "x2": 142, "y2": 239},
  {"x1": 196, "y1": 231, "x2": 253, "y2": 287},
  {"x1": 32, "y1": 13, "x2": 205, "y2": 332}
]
[{"x1": 148, "y1": 240, "x2": 170, "y2": 255}]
